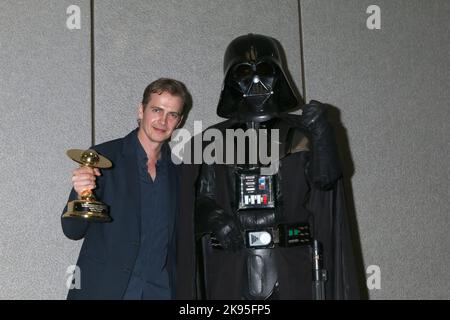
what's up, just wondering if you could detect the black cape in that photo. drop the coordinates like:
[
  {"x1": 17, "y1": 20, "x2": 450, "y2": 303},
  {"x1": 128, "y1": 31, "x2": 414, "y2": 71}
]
[{"x1": 175, "y1": 118, "x2": 360, "y2": 299}]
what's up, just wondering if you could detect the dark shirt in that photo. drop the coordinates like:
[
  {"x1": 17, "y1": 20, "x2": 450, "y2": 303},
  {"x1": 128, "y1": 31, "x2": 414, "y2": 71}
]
[{"x1": 123, "y1": 133, "x2": 171, "y2": 299}]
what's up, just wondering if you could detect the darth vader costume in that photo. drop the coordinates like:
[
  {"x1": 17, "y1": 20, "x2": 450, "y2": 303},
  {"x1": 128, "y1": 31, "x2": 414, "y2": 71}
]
[{"x1": 176, "y1": 34, "x2": 360, "y2": 300}]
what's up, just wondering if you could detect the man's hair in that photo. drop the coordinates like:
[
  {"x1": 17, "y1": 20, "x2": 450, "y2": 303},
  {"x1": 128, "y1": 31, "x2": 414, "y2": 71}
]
[{"x1": 141, "y1": 78, "x2": 192, "y2": 116}]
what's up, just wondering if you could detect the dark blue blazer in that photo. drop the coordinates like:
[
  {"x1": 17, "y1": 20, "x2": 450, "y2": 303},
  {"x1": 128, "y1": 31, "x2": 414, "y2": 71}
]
[{"x1": 62, "y1": 129, "x2": 179, "y2": 299}]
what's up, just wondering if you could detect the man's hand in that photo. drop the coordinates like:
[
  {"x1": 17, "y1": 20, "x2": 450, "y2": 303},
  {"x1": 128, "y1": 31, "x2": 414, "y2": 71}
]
[{"x1": 71, "y1": 166, "x2": 101, "y2": 198}]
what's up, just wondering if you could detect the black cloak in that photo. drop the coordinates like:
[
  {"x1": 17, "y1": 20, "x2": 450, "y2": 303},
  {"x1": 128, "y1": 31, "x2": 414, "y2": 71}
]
[{"x1": 175, "y1": 117, "x2": 361, "y2": 300}]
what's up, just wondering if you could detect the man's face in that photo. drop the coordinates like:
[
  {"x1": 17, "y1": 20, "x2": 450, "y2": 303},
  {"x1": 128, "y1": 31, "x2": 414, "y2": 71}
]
[{"x1": 138, "y1": 91, "x2": 184, "y2": 144}]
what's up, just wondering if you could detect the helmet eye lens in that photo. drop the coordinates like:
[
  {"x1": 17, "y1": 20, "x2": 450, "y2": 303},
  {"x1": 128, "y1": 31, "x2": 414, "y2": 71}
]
[
  {"x1": 233, "y1": 64, "x2": 253, "y2": 78},
  {"x1": 256, "y1": 62, "x2": 274, "y2": 76}
]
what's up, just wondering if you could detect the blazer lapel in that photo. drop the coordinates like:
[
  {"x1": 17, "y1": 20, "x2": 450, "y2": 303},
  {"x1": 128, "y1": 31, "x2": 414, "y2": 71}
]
[{"x1": 121, "y1": 129, "x2": 141, "y2": 230}]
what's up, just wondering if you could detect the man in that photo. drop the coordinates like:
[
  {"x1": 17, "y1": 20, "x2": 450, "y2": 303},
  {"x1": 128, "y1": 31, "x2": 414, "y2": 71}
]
[
  {"x1": 176, "y1": 34, "x2": 360, "y2": 299},
  {"x1": 62, "y1": 78, "x2": 191, "y2": 299}
]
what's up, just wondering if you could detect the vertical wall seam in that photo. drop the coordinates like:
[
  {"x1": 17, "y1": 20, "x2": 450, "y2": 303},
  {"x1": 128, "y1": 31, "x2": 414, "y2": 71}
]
[
  {"x1": 90, "y1": 0, "x2": 95, "y2": 146},
  {"x1": 297, "y1": 0, "x2": 307, "y2": 103}
]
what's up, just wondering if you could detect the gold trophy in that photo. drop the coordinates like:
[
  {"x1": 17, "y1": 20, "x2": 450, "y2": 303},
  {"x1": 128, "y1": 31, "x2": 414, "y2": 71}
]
[{"x1": 62, "y1": 149, "x2": 113, "y2": 222}]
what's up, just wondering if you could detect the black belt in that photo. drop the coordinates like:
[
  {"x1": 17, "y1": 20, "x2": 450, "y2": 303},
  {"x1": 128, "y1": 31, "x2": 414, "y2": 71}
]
[{"x1": 211, "y1": 222, "x2": 311, "y2": 249}]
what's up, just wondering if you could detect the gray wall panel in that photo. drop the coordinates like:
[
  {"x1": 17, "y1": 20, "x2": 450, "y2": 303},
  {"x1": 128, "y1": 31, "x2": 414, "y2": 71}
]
[
  {"x1": 94, "y1": 0, "x2": 302, "y2": 143},
  {"x1": 301, "y1": 0, "x2": 450, "y2": 299},
  {"x1": 0, "y1": 1, "x2": 91, "y2": 299},
  {"x1": 2, "y1": 0, "x2": 447, "y2": 300}
]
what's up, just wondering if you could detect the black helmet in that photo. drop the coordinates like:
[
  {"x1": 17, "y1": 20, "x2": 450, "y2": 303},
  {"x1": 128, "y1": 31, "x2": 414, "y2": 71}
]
[{"x1": 217, "y1": 34, "x2": 300, "y2": 122}]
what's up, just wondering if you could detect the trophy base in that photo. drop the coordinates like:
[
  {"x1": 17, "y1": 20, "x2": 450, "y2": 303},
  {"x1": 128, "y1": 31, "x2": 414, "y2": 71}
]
[{"x1": 63, "y1": 199, "x2": 112, "y2": 223}]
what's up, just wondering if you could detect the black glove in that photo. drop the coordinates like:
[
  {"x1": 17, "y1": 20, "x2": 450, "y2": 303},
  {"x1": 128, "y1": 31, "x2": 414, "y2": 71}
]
[
  {"x1": 300, "y1": 100, "x2": 330, "y2": 139},
  {"x1": 210, "y1": 211, "x2": 243, "y2": 252},
  {"x1": 196, "y1": 196, "x2": 243, "y2": 252},
  {"x1": 300, "y1": 100, "x2": 342, "y2": 190}
]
